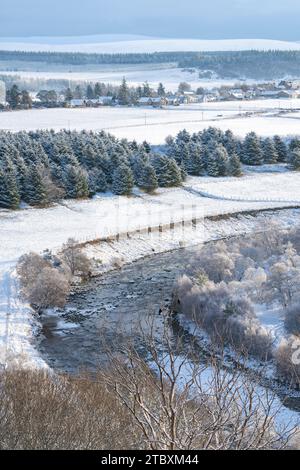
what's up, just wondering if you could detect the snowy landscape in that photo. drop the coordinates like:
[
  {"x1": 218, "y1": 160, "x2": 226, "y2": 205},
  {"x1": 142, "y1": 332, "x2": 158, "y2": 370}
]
[{"x1": 2, "y1": 0, "x2": 300, "y2": 452}]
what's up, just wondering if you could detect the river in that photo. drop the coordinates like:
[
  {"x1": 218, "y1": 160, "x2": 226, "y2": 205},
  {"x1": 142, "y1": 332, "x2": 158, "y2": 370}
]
[{"x1": 38, "y1": 240, "x2": 300, "y2": 419}]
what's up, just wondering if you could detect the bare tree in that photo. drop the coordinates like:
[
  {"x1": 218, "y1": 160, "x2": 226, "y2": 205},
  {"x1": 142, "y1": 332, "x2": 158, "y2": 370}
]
[
  {"x1": 62, "y1": 238, "x2": 91, "y2": 278},
  {"x1": 100, "y1": 317, "x2": 297, "y2": 450},
  {"x1": 28, "y1": 267, "x2": 70, "y2": 310}
]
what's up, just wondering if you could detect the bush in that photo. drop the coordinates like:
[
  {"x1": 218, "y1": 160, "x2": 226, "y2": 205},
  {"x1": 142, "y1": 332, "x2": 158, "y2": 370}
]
[
  {"x1": 62, "y1": 238, "x2": 92, "y2": 278},
  {"x1": 28, "y1": 267, "x2": 70, "y2": 310},
  {"x1": 17, "y1": 252, "x2": 70, "y2": 312},
  {"x1": 173, "y1": 275, "x2": 272, "y2": 359},
  {"x1": 285, "y1": 304, "x2": 300, "y2": 335},
  {"x1": 275, "y1": 336, "x2": 300, "y2": 388}
]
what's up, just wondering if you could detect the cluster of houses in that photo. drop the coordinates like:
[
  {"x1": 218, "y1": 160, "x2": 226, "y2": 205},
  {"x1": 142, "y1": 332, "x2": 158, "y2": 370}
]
[
  {"x1": 68, "y1": 80, "x2": 300, "y2": 109},
  {"x1": 212, "y1": 80, "x2": 300, "y2": 102},
  {"x1": 69, "y1": 96, "x2": 114, "y2": 107}
]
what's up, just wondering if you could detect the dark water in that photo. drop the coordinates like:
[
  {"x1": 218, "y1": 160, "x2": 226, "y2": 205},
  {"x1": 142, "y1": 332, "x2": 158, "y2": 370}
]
[
  {"x1": 38, "y1": 244, "x2": 300, "y2": 415},
  {"x1": 38, "y1": 245, "x2": 198, "y2": 373}
]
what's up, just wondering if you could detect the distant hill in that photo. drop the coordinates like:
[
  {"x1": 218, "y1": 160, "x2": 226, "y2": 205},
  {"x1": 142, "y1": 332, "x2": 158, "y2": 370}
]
[{"x1": 1, "y1": 35, "x2": 300, "y2": 53}]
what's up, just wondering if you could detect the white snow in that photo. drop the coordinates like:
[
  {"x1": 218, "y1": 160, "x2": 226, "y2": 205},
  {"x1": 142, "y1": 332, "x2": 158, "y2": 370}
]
[
  {"x1": 1, "y1": 99, "x2": 300, "y2": 142},
  {"x1": 185, "y1": 172, "x2": 300, "y2": 204},
  {"x1": 0, "y1": 67, "x2": 260, "y2": 93},
  {"x1": 1, "y1": 169, "x2": 300, "y2": 369},
  {"x1": 1, "y1": 35, "x2": 300, "y2": 53}
]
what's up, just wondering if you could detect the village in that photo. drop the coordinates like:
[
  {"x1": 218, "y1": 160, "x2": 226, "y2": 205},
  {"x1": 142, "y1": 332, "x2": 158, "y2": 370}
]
[
  {"x1": 2, "y1": 75, "x2": 300, "y2": 112},
  {"x1": 67, "y1": 79, "x2": 300, "y2": 109}
]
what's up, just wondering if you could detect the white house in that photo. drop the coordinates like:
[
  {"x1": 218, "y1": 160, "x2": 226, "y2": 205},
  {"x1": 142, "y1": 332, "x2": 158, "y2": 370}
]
[
  {"x1": 70, "y1": 99, "x2": 86, "y2": 107},
  {"x1": 0, "y1": 81, "x2": 6, "y2": 106}
]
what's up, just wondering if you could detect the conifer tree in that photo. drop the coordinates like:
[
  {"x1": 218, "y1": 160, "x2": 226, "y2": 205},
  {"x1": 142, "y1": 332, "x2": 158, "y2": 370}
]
[
  {"x1": 262, "y1": 138, "x2": 278, "y2": 164},
  {"x1": 228, "y1": 153, "x2": 242, "y2": 176},
  {"x1": 138, "y1": 164, "x2": 158, "y2": 193},
  {"x1": 273, "y1": 135, "x2": 288, "y2": 162},
  {"x1": 112, "y1": 164, "x2": 134, "y2": 195},
  {"x1": 289, "y1": 148, "x2": 300, "y2": 171},
  {"x1": 242, "y1": 132, "x2": 263, "y2": 165},
  {"x1": 153, "y1": 155, "x2": 182, "y2": 187},
  {"x1": 0, "y1": 168, "x2": 20, "y2": 209},
  {"x1": 118, "y1": 78, "x2": 130, "y2": 105},
  {"x1": 25, "y1": 165, "x2": 47, "y2": 206}
]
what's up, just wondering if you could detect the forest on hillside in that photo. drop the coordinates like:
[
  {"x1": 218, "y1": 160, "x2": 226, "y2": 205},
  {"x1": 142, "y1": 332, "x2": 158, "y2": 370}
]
[{"x1": 2, "y1": 50, "x2": 300, "y2": 79}]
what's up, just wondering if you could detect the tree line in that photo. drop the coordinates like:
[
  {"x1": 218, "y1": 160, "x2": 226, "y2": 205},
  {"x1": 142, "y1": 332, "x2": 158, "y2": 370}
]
[
  {"x1": 5, "y1": 78, "x2": 167, "y2": 109},
  {"x1": 0, "y1": 127, "x2": 298, "y2": 210},
  {"x1": 179, "y1": 50, "x2": 300, "y2": 80},
  {"x1": 2, "y1": 50, "x2": 300, "y2": 79}
]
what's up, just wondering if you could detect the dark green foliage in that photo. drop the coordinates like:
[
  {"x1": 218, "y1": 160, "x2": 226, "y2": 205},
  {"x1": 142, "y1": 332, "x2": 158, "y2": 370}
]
[
  {"x1": 289, "y1": 148, "x2": 300, "y2": 171},
  {"x1": 228, "y1": 153, "x2": 242, "y2": 177},
  {"x1": 242, "y1": 132, "x2": 264, "y2": 165},
  {"x1": 262, "y1": 138, "x2": 278, "y2": 164},
  {"x1": 112, "y1": 164, "x2": 134, "y2": 195},
  {"x1": 153, "y1": 155, "x2": 182, "y2": 187},
  {"x1": 273, "y1": 136, "x2": 288, "y2": 163},
  {"x1": 0, "y1": 126, "x2": 291, "y2": 211}
]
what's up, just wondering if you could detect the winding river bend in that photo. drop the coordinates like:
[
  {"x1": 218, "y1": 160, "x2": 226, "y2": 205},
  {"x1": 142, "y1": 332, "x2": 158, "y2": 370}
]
[
  {"x1": 38, "y1": 231, "x2": 300, "y2": 416},
  {"x1": 38, "y1": 245, "x2": 197, "y2": 372}
]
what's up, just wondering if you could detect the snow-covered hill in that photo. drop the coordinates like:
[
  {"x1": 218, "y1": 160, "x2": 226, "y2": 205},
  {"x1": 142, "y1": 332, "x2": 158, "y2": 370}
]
[{"x1": 1, "y1": 35, "x2": 300, "y2": 53}]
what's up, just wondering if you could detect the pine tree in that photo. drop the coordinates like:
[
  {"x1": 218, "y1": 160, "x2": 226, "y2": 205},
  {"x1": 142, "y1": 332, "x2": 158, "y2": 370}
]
[
  {"x1": 88, "y1": 168, "x2": 107, "y2": 195},
  {"x1": 215, "y1": 144, "x2": 229, "y2": 176},
  {"x1": 64, "y1": 88, "x2": 73, "y2": 103},
  {"x1": 0, "y1": 168, "x2": 20, "y2": 209},
  {"x1": 142, "y1": 82, "x2": 152, "y2": 97},
  {"x1": 157, "y1": 83, "x2": 166, "y2": 97},
  {"x1": 153, "y1": 155, "x2": 182, "y2": 187},
  {"x1": 138, "y1": 164, "x2": 158, "y2": 193},
  {"x1": 86, "y1": 85, "x2": 95, "y2": 99},
  {"x1": 273, "y1": 135, "x2": 288, "y2": 162},
  {"x1": 186, "y1": 143, "x2": 205, "y2": 176},
  {"x1": 7, "y1": 84, "x2": 21, "y2": 109},
  {"x1": 112, "y1": 164, "x2": 134, "y2": 195},
  {"x1": 64, "y1": 165, "x2": 89, "y2": 199},
  {"x1": 25, "y1": 165, "x2": 47, "y2": 206},
  {"x1": 262, "y1": 138, "x2": 278, "y2": 164},
  {"x1": 118, "y1": 78, "x2": 130, "y2": 105},
  {"x1": 242, "y1": 132, "x2": 263, "y2": 165},
  {"x1": 228, "y1": 153, "x2": 242, "y2": 176},
  {"x1": 289, "y1": 148, "x2": 300, "y2": 171}
]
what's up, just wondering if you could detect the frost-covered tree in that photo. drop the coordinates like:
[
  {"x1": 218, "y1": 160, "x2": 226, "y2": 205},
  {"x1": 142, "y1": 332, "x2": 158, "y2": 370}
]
[
  {"x1": 228, "y1": 153, "x2": 242, "y2": 176},
  {"x1": 112, "y1": 164, "x2": 134, "y2": 195},
  {"x1": 273, "y1": 135, "x2": 288, "y2": 162},
  {"x1": 262, "y1": 137, "x2": 278, "y2": 164},
  {"x1": 153, "y1": 155, "x2": 182, "y2": 187},
  {"x1": 289, "y1": 148, "x2": 300, "y2": 171},
  {"x1": 242, "y1": 132, "x2": 263, "y2": 165}
]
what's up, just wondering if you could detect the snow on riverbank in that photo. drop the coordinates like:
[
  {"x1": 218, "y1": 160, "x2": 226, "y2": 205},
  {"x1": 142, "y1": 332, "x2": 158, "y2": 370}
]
[{"x1": 1, "y1": 170, "x2": 300, "y2": 368}]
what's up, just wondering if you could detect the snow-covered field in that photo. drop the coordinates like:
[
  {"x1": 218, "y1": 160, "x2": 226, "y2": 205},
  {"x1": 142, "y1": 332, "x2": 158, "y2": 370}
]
[
  {"x1": 186, "y1": 171, "x2": 300, "y2": 203},
  {"x1": 1, "y1": 35, "x2": 300, "y2": 53},
  {"x1": 0, "y1": 67, "x2": 259, "y2": 93},
  {"x1": 1, "y1": 168, "x2": 300, "y2": 369},
  {"x1": 1, "y1": 99, "x2": 300, "y2": 142}
]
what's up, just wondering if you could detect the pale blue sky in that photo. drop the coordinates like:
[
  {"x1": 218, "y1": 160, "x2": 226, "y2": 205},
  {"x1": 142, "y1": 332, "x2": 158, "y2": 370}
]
[{"x1": 1, "y1": 0, "x2": 299, "y2": 40}]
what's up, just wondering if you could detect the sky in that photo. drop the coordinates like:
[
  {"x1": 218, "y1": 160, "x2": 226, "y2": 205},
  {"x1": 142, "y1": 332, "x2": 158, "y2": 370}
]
[{"x1": 0, "y1": 0, "x2": 299, "y2": 40}]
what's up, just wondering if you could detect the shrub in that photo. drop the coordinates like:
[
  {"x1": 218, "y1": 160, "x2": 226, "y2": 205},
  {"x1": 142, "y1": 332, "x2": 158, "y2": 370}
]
[
  {"x1": 275, "y1": 336, "x2": 300, "y2": 388},
  {"x1": 285, "y1": 304, "x2": 300, "y2": 335},
  {"x1": 62, "y1": 238, "x2": 92, "y2": 278}
]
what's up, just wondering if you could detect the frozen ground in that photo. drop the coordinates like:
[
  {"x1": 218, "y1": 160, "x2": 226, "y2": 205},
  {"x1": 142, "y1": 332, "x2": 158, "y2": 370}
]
[
  {"x1": 1, "y1": 168, "x2": 300, "y2": 368},
  {"x1": 1, "y1": 35, "x2": 300, "y2": 53},
  {"x1": 0, "y1": 67, "x2": 260, "y2": 93},
  {"x1": 1, "y1": 99, "x2": 300, "y2": 142}
]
